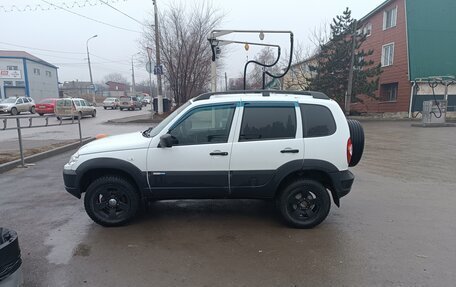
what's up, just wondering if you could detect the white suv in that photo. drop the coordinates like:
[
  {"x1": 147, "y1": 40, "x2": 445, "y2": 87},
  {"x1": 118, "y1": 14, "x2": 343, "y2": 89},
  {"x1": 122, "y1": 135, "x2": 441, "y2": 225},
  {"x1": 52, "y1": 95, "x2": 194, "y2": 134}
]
[{"x1": 63, "y1": 91, "x2": 364, "y2": 228}]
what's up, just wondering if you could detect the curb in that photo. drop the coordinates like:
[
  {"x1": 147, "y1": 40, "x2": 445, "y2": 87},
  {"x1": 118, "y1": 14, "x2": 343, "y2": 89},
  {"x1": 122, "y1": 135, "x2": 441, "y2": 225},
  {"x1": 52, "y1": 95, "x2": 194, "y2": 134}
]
[{"x1": 0, "y1": 137, "x2": 95, "y2": 174}]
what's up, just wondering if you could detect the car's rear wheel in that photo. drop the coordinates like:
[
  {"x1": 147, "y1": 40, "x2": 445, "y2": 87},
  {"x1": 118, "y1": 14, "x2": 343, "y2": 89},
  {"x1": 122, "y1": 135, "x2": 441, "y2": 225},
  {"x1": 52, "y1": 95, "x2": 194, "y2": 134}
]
[
  {"x1": 277, "y1": 179, "x2": 331, "y2": 229},
  {"x1": 30, "y1": 106, "x2": 36, "y2": 114},
  {"x1": 104, "y1": 107, "x2": 107, "y2": 110},
  {"x1": 84, "y1": 176, "x2": 140, "y2": 227},
  {"x1": 38, "y1": 113, "x2": 44, "y2": 116},
  {"x1": 11, "y1": 108, "x2": 18, "y2": 116},
  {"x1": 78, "y1": 111, "x2": 83, "y2": 119},
  {"x1": 347, "y1": 119, "x2": 365, "y2": 167}
]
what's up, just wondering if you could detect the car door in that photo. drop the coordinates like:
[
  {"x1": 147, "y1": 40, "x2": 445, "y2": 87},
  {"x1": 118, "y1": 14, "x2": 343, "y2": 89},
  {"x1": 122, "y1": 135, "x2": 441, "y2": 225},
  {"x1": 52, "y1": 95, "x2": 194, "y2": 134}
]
[
  {"x1": 17, "y1": 98, "x2": 28, "y2": 112},
  {"x1": 229, "y1": 102, "x2": 304, "y2": 198},
  {"x1": 147, "y1": 103, "x2": 238, "y2": 199}
]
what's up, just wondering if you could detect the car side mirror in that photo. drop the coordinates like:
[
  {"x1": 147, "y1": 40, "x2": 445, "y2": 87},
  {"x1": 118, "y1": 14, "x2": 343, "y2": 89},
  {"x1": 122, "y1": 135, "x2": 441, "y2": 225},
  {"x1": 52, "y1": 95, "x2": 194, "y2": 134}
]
[{"x1": 159, "y1": 133, "x2": 173, "y2": 148}]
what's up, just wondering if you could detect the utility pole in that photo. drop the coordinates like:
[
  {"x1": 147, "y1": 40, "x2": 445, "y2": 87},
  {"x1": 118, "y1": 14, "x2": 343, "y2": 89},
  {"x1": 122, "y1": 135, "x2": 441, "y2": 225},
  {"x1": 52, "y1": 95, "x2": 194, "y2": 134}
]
[
  {"x1": 131, "y1": 58, "x2": 136, "y2": 93},
  {"x1": 225, "y1": 72, "x2": 228, "y2": 91},
  {"x1": 86, "y1": 35, "x2": 97, "y2": 104},
  {"x1": 345, "y1": 20, "x2": 357, "y2": 116},
  {"x1": 152, "y1": 0, "x2": 163, "y2": 114}
]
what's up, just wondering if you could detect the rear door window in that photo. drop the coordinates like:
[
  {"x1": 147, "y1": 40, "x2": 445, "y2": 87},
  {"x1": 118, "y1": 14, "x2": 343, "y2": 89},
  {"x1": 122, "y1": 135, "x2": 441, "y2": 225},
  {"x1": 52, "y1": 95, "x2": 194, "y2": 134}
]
[
  {"x1": 239, "y1": 105, "x2": 296, "y2": 141},
  {"x1": 300, "y1": 104, "x2": 336, "y2": 137}
]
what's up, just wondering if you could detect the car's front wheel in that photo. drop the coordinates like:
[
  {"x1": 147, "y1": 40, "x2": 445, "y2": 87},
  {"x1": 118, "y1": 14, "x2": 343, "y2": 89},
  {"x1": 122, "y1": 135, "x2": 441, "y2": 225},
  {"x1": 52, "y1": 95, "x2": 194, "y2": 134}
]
[
  {"x1": 277, "y1": 179, "x2": 331, "y2": 229},
  {"x1": 84, "y1": 176, "x2": 140, "y2": 227},
  {"x1": 92, "y1": 109, "x2": 97, "y2": 117},
  {"x1": 30, "y1": 106, "x2": 36, "y2": 114},
  {"x1": 11, "y1": 108, "x2": 18, "y2": 116}
]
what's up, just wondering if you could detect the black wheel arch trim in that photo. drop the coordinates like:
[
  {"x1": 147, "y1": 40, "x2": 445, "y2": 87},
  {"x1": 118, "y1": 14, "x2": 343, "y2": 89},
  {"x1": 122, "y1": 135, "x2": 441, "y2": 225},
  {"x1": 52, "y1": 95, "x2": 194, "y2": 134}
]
[
  {"x1": 272, "y1": 159, "x2": 350, "y2": 207},
  {"x1": 64, "y1": 158, "x2": 148, "y2": 199}
]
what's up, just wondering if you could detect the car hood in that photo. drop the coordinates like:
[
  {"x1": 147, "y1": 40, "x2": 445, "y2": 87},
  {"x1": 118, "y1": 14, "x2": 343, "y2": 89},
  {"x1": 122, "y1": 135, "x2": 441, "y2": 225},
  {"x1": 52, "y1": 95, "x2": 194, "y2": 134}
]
[
  {"x1": 79, "y1": 132, "x2": 151, "y2": 155},
  {"x1": 0, "y1": 103, "x2": 14, "y2": 107}
]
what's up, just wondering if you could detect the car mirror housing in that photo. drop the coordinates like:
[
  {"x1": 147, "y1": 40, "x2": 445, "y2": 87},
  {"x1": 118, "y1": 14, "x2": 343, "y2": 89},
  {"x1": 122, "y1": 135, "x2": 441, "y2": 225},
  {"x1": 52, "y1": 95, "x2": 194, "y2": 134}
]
[{"x1": 159, "y1": 133, "x2": 173, "y2": 148}]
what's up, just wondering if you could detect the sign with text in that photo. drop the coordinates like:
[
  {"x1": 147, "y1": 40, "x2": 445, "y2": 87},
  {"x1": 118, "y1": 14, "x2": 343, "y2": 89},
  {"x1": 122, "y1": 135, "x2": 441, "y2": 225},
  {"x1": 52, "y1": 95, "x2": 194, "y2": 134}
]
[{"x1": 0, "y1": 70, "x2": 22, "y2": 79}]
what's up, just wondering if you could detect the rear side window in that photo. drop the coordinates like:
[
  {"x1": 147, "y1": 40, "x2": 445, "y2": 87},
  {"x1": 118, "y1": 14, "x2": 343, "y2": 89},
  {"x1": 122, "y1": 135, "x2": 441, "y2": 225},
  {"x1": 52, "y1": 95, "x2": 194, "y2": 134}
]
[
  {"x1": 239, "y1": 105, "x2": 296, "y2": 141},
  {"x1": 300, "y1": 104, "x2": 336, "y2": 137}
]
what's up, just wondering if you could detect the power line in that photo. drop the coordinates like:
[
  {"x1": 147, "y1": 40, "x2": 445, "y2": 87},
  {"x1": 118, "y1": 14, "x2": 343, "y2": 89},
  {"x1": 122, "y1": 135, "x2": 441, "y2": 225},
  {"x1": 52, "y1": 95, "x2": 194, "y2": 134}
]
[
  {"x1": 98, "y1": 0, "x2": 144, "y2": 26},
  {"x1": 0, "y1": 0, "x2": 128, "y2": 13},
  {"x1": 40, "y1": 0, "x2": 141, "y2": 33},
  {"x1": 0, "y1": 41, "x2": 85, "y2": 54}
]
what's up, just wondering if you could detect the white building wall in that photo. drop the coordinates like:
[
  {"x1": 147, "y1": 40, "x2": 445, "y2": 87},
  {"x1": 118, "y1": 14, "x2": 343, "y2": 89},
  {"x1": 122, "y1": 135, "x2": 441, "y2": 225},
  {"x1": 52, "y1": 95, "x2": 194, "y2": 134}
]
[
  {"x1": 26, "y1": 60, "x2": 59, "y2": 103},
  {"x1": 0, "y1": 58, "x2": 25, "y2": 100}
]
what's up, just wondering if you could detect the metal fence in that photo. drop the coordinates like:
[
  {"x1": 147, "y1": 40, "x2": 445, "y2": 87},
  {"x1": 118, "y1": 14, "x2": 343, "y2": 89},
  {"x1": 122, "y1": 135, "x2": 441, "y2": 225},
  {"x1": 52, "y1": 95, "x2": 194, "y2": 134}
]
[{"x1": 0, "y1": 115, "x2": 82, "y2": 167}]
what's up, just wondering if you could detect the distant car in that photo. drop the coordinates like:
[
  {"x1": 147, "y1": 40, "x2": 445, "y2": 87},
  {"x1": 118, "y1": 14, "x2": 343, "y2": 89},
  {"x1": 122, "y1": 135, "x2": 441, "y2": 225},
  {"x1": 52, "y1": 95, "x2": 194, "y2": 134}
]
[
  {"x1": 103, "y1": 98, "x2": 120, "y2": 110},
  {"x1": 35, "y1": 98, "x2": 58, "y2": 116},
  {"x1": 119, "y1": 96, "x2": 142, "y2": 111},
  {"x1": 142, "y1": 96, "x2": 151, "y2": 105},
  {"x1": 55, "y1": 98, "x2": 96, "y2": 120},
  {"x1": 0, "y1": 97, "x2": 35, "y2": 115}
]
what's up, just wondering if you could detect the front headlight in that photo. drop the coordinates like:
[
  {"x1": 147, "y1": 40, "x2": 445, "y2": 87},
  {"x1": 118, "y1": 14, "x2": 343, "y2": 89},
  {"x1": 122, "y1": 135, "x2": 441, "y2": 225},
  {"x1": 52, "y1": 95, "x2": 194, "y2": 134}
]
[{"x1": 68, "y1": 151, "x2": 80, "y2": 165}]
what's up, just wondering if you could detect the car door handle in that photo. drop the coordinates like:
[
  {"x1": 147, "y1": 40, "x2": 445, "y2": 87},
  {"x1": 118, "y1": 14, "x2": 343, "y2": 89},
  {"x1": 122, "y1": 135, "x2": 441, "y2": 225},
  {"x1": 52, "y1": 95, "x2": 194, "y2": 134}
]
[
  {"x1": 210, "y1": 151, "x2": 228, "y2": 156},
  {"x1": 280, "y1": 149, "x2": 299, "y2": 154}
]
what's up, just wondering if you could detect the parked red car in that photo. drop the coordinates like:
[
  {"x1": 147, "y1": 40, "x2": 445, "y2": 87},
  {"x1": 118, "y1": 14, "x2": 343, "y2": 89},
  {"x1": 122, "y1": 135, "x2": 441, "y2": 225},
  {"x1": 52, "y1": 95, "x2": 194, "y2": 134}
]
[{"x1": 35, "y1": 98, "x2": 59, "y2": 116}]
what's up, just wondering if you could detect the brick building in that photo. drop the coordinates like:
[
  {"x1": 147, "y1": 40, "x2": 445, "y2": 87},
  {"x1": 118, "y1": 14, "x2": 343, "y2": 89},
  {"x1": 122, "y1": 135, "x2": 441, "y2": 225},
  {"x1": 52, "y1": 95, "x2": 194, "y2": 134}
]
[{"x1": 352, "y1": 0, "x2": 456, "y2": 115}]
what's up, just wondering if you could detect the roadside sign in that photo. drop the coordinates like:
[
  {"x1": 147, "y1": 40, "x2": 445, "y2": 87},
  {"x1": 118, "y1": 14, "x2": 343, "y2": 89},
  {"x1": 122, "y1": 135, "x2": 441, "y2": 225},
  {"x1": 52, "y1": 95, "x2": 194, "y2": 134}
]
[
  {"x1": 154, "y1": 65, "x2": 163, "y2": 75},
  {"x1": 146, "y1": 61, "x2": 153, "y2": 74}
]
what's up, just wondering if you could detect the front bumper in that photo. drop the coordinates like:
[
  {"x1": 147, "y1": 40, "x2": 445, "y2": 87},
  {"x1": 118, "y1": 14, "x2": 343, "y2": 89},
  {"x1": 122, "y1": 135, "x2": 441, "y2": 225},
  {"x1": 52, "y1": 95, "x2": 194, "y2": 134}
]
[
  {"x1": 329, "y1": 170, "x2": 354, "y2": 204},
  {"x1": 63, "y1": 169, "x2": 81, "y2": 198}
]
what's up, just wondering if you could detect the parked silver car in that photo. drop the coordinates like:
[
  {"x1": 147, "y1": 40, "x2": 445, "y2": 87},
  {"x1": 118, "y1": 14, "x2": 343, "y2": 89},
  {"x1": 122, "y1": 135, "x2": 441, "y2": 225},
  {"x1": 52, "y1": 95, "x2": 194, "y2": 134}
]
[
  {"x1": 0, "y1": 97, "x2": 35, "y2": 115},
  {"x1": 103, "y1": 97, "x2": 120, "y2": 109},
  {"x1": 55, "y1": 98, "x2": 96, "y2": 119}
]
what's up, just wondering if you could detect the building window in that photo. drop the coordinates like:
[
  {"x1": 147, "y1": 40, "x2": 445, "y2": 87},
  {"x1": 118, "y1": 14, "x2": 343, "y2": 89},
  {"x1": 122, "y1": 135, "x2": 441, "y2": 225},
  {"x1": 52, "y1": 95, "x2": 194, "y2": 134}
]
[
  {"x1": 363, "y1": 23, "x2": 372, "y2": 36},
  {"x1": 33, "y1": 68, "x2": 40, "y2": 75},
  {"x1": 383, "y1": 6, "x2": 397, "y2": 30},
  {"x1": 381, "y1": 43, "x2": 395, "y2": 67},
  {"x1": 7, "y1": 66, "x2": 18, "y2": 71},
  {"x1": 380, "y1": 83, "x2": 398, "y2": 102},
  {"x1": 46, "y1": 71, "x2": 52, "y2": 77},
  {"x1": 4, "y1": 81, "x2": 13, "y2": 86},
  {"x1": 16, "y1": 81, "x2": 25, "y2": 86}
]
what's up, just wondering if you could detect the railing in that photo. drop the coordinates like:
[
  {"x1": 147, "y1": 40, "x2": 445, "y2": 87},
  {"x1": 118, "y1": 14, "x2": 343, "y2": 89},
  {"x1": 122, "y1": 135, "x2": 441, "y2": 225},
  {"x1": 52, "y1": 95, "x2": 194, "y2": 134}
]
[{"x1": 0, "y1": 115, "x2": 82, "y2": 167}]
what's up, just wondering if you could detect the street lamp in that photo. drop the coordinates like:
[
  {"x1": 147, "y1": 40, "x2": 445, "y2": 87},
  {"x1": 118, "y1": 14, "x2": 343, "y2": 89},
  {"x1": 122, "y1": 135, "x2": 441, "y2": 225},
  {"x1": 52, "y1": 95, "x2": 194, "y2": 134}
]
[{"x1": 86, "y1": 34, "x2": 98, "y2": 104}]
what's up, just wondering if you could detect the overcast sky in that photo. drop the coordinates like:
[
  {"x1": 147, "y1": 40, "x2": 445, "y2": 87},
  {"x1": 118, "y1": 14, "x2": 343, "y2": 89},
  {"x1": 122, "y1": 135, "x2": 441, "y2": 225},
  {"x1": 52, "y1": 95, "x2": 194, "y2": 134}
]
[{"x1": 0, "y1": 0, "x2": 384, "y2": 84}]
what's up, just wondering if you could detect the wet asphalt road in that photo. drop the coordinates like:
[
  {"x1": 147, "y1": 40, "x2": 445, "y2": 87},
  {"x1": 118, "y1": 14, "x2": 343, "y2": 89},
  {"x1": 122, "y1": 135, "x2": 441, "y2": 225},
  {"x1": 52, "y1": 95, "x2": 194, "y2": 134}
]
[{"x1": 0, "y1": 121, "x2": 455, "y2": 287}]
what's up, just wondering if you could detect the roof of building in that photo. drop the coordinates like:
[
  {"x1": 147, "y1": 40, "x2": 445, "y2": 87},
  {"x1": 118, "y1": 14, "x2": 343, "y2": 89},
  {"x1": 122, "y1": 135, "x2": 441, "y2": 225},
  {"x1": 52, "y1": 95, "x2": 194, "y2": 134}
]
[
  {"x1": 359, "y1": 0, "x2": 392, "y2": 23},
  {"x1": 0, "y1": 50, "x2": 58, "y2": 69}
]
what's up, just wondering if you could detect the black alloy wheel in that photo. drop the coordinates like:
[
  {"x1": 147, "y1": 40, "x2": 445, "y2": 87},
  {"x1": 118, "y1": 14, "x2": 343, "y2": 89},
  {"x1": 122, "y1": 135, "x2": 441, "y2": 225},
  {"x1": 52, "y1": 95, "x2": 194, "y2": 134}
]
[
  {"x1": 84, "y1": 176, "x2": 139, "y2": 227},
  {"x1": 277, "y1": 179, "x2": 330, "y2": 229}
]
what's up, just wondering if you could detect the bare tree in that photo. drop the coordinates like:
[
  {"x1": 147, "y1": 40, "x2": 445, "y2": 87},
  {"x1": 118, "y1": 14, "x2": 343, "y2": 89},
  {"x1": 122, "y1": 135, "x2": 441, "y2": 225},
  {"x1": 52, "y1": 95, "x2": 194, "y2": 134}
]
[
  {"x1": 103, "y1": 72, "x2": 129, "y2": 84},
  {"x1": 282, "y1": 41, "x2": 315, "y2": 91},
  {"x1": 141, "y1": 2, "x2": 224, "y2": 105}
]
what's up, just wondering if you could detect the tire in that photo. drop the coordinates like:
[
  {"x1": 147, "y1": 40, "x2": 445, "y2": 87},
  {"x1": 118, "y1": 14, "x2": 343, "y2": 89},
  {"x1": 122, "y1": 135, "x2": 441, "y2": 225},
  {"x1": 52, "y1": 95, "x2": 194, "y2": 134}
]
[
  {"x1": 347, "y1": 119, "x2": 365, "y2": 167},
  {"x1": 38, "y1": 113, "x2": 44, "y2": 116},
  {"x1": 84, "y1": 176, "x2": 140, "y2": 227},
  {"x1": 78, "y1": 111, "x2": 83, "y2": 119},
  {"x1": 92, "y1": 109, "x2": 97, "y2": 118},
  {"x1": 277, "y1": 179, "x2": 331, "y2": 229},
  {"x1": 104, "y1": 107, "x2": 107, "y2": 110},
  {"x1": 11, "y1": 107, "x2": 18, "y2": 116},
  {"x1": 30, "y1": 106, "x2": 36, "y2": 114},
  {"x1": 139, "y1": 106, "x2": 142, "y2": 110}
]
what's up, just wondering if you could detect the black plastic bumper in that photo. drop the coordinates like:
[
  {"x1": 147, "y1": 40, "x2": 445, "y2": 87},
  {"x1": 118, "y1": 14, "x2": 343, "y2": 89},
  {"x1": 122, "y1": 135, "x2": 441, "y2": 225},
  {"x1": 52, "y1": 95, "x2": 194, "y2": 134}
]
[
  {"x1": 63, "y1": 169, "x2": 81, "y2": 198},
  {"x1": 329, "y1": 170, "x2": 354, "y2": 206}
]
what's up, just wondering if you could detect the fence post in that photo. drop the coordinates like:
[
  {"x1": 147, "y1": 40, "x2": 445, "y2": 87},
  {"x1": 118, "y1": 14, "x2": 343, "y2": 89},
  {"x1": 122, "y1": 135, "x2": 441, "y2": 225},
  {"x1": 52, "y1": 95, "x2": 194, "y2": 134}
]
[
  {"x1": 16, "y1": 118, "x2": 25, "y2": 168},
  {"x1": 78, "y1": 116, "x2": 82, "y2": 146}
]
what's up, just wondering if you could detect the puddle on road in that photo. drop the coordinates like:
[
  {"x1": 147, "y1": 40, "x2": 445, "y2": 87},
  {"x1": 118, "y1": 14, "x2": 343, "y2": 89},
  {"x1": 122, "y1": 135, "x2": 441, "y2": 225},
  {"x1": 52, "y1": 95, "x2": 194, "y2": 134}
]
[{"x1": 44, "y1": 210, "x2": 92, "y2": 265}]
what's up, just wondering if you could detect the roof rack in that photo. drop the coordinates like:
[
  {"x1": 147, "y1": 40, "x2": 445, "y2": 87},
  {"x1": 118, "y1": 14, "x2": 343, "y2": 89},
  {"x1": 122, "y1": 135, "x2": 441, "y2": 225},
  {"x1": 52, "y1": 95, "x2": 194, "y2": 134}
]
[{"x1": 193, "y1": 90, "x2": 329, "y2": 101}]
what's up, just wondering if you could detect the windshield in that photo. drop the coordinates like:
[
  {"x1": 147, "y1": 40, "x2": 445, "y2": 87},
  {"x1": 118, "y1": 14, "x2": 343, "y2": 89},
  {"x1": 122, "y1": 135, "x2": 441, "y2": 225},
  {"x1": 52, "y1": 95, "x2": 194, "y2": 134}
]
[
  {"x1": 104, "y1": 98, "x2": 115, "y2": 102},
  {"x1": 144, "y1": 101, "x2": 191, "y2": 138},
  {"x1": 1, "y1": 98, "x2": 17, "y2": 104}
]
